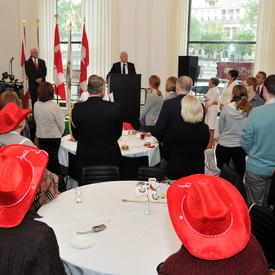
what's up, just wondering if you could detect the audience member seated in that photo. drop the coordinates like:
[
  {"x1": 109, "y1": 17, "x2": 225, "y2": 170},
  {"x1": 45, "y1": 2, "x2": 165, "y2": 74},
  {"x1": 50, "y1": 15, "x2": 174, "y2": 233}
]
[
  {"x1": 241, "y1": 74, "x2": 275, "y2": 208},
  {"x1": 164, "y1": 76, "x2": 177, "y2": 100},
  {"x1": 158, "y1": 174, "x2": 269, "y2": 275},
  {"x1": 204, "y1": 77, "x2": 220, "y2": 148},
  {"x1": 140, "y1": 75, "x2": 163, "y2": 133},
  {"x1": 0, "y1": 144, "x2": 66, "y2": 275},
  {"x1": 162, "y1": 95, "x2": 209, "y2": 180},
  {"x1": 71, "y1": 75, "x2": 123, "y2": 171},
  {"x1": 153, "y1": 76, "x2": 192, "y2": 143},
  {"x1": 243, "y1": 76, "x2": 264, "y2": 108},
  {"x1": 0, "y1": 90, "x2": 31, "y2": 139},
  {"x1": 34, "y1": 82, "x2": 64, "y2": 175},
  {"x1": 0, "y1": 102, "x2": 59, "y2": 210},
  {"x1": 216, "y1": 84, "x2": 252, "y2": 180}
]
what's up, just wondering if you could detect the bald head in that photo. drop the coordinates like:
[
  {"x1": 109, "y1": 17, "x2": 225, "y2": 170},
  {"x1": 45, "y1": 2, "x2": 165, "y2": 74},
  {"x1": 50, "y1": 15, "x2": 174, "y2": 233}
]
[
  {"x1": 176, "y1": 76, "x2": 193, "y2": 95},
  {"x1": 120, "y1": 51, "x2": 128, "y2": 63},
  {"x1": 30, "y1": 48, "x2": 38, "y2": 58}
]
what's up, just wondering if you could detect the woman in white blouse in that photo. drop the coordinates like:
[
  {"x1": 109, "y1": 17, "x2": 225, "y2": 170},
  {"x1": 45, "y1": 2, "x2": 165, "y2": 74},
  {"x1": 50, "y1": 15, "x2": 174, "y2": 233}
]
[
  {"x1": 34, "y1": 82, "x2": 64, "y2": 174},
  {"x1": 204, "y1": 77, "x2": 220, "y2": 147},
  {"x1": 219, "y1": 69, "x2": 239, "y2": 110}
]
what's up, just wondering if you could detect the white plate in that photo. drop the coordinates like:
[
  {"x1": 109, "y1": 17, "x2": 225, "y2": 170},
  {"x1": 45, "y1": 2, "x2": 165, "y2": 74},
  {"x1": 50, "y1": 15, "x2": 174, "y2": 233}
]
[{"x1": 70, "y1": 235, "x2": 94, "y2": 249}]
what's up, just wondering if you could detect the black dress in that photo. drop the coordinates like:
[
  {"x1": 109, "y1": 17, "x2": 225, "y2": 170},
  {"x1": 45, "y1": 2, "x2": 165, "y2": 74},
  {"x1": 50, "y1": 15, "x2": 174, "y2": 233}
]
[{"x1": 162, "y1": 121, "x2": 209, "y2": 180}]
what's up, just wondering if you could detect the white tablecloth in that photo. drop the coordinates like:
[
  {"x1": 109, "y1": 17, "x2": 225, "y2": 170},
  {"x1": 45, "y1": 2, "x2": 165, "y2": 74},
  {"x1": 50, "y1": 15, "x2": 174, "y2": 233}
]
[
  {"x1": 38, "y1": 181, "x2": 180, "y2": 275},
  {"x1": 58, "y1": 132, "x2": 161, "y2": 167}
]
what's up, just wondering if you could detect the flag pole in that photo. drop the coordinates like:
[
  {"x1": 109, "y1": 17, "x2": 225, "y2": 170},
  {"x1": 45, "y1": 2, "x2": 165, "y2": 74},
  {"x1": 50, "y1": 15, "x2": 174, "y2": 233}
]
[
  {"x1": 36, "y1": 19, "x2": 40, "y2": 50},
  {"x1": 66, "y1": 19, "x2": 72, "y2": 112},
  {"x1": 54, "y1": 14, "x2": 59, "y2": 105}
]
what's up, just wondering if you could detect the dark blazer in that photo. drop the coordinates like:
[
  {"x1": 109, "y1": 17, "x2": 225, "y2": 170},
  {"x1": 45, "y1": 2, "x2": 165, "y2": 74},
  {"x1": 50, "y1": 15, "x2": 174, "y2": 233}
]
[
  {"x1": 0, "y1": 212, "x2": 66, "y2": 275},
  {"x1": 162, "y1": 121, "x2": 209, "y2": 180},
  {"x1": 153, "y1": 94, "x2": 185, "y2": 143},
  {"x1": 71, "y1": 96, "x2": 123, "y2": 166},
  {"x1": 107, "y1": 62, "x2": 136, "y2": 78},
  {"x1": 25, "y1": 57, "x2": 47, "y2": 105}
]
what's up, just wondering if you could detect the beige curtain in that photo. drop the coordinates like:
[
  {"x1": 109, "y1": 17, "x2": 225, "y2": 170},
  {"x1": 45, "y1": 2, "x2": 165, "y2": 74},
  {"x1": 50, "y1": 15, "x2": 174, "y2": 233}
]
[
  {"x1": 37, "y1": 0, "x2": 56, "y2": 83},
  {"x1": 254, "y1": 0, "x2": 275, "y2": 75},
  {"x1": 82, "y1": 0, "x2": 112, "y2": 78},
  {"x1": 110, "y1": 0, "x2": 189, "y2": 88}
]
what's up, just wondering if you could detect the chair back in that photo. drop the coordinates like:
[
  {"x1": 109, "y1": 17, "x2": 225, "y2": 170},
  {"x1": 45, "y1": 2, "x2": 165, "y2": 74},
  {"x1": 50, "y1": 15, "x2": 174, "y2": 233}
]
[
  {"x1": 249, "y1": 203, "x2": 275, "y2": 268},
  {"x1": 219, "y1": 163, "x2": 247, "y2": 202},
  {"x1": 137, "y1": 166, "x2": 166, "y2": 182},
  {"x1": 79, "y1": 165, "x2": 120, "y2": 186}
]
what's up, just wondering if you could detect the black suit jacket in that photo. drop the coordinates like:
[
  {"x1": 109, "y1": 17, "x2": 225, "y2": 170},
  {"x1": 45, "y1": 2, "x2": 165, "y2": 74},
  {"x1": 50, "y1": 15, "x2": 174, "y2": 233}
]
[
  {"x1": 153, "y1": 95, "x2": 185, "y2": 142},
  {"x1": 107, "y1": 62, "x2": 136, "y2": 79},
  {"x1": 25, "y1": 57, "x2": 47, "y2": 104},
  {"x1": 71, "y1": 97, "x2": 123, "y2": 166}
]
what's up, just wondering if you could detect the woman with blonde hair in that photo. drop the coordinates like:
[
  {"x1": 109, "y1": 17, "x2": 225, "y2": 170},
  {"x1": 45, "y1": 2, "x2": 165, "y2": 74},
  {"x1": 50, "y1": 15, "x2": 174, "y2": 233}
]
[
  {"x1": 162, "y1": 95, "x2": 209, "y2": 179},
  {"x1": 140, "y1": 75, "x2": 163, "y2": 132},
  {"x1": 216, "y1": 84, "x2": 252, "y2": 179},
  {"x1": 165, "y1": 76, "x2": 177, "y2": 100}
]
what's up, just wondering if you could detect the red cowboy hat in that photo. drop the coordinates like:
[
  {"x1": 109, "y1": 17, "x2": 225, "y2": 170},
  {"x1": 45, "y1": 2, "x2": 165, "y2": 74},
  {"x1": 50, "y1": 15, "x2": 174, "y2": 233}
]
[
  {"x1": 0, "y1": 102, "x2": 31, "y2": 134},
  {"x1": 167, "y1": 174, "x2": 250, "y2": 260},
  {"x1": 0, "y1": 144, "x2": 48, "y2": 228}
]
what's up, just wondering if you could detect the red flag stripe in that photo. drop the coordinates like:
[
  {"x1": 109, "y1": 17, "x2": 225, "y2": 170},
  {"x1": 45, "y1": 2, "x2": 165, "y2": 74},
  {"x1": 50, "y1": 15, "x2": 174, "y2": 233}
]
[
  {"x1": 79, "y1": 23, "x2": 89, "y2": 94},
  {"x1": 53, "y1": 23, "x2": 66, "y2": 100}
]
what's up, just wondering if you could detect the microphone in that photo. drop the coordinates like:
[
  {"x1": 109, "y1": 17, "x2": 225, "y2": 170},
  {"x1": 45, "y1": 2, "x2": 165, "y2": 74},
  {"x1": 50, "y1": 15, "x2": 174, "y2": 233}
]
[{"x1": 10, "y1": 57, "x2": 14, "y2": 62}]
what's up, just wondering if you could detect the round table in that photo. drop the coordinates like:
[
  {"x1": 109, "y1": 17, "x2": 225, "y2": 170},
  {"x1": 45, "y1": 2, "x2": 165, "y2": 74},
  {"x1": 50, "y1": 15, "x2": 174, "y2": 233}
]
[
  {"x1": 58, "y1": 132, "x2": 161, "y2": 168},
  {"x1": 38, "y1": 181, "x2": 180, "y2": 275}
]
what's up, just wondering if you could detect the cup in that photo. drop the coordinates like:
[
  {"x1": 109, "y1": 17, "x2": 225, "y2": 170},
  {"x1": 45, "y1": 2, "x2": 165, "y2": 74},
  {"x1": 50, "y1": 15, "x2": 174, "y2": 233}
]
[{"x1": 140, "y1": 132, "x2": 145, "y2": 139}]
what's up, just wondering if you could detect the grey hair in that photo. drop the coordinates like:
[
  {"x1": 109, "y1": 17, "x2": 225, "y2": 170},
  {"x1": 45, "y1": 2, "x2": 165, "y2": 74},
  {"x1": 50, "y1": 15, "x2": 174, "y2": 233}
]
[
  {"x1": 87, "y1": 75, "x2": 105, "y2": 94},
  {"x1": 177, "y1": 76, "x2": 193, "y2": 94}
]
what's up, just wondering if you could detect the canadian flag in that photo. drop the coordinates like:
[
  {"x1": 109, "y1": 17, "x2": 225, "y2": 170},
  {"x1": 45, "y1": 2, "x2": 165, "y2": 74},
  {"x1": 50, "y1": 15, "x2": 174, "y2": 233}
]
[
  {"x1": 53, "y1": 23, "x2": 66, "y2": 100},
  {"x1": 21, "y1": 32, "x2": 30, "y2": 109},
  {"x1": 79, "y1": 23, "x2": 89, "y2": 94}
]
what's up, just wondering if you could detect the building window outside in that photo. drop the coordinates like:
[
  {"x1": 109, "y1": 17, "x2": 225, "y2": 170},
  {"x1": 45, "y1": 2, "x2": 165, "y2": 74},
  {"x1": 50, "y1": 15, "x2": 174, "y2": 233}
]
[
  {"x1": 57, "y1": 0, "x2": 81, "y2": 100},
  {"x1": 188, "y1": 0, "x2": 258, "y2": 84}
]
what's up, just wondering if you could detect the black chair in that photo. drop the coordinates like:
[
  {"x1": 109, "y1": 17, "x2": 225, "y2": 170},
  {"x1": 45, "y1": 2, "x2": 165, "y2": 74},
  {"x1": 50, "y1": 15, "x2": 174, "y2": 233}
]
[
  {"x1": 249, "y1": 203, "x2": 275, "y2": 269},
  {"x1": 119, "y1": 156, "x2": 148, "y2": 180},
  {"x1": 137, "y1": 166, "x2": 166, "y2": 182},
  {"x1": 79, "y1": 165, "x2": 120, "y2": 186},
  {"x1": 219, "y1": 163, "x2": 247, "y2": 202},
  {"x1": 267, "y1": 171, "x2": 275, "y2": 215}
]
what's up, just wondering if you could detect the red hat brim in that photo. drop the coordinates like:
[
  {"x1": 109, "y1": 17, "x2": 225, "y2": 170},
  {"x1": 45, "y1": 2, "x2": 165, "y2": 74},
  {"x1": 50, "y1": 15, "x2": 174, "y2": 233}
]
[
  {"x1": 167, "y1": 174, "x2": 250, "y2": 260},
  {"x1": 0, "y1": 145, "x2": 48, "y2": 228}
]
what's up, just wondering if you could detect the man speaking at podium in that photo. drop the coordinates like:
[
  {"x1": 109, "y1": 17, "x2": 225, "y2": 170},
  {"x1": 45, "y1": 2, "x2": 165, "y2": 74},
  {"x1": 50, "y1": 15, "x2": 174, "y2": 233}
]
[{"x1": 108, "y1": 51, "x2": 136, "y2": 77}]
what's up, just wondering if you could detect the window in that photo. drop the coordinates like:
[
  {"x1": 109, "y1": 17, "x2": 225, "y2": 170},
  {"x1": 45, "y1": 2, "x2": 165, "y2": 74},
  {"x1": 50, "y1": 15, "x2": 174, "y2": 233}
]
[
  {"x1": 188, "y1": 0, "x2": 258, "y2": 83},
  {"x1": 57, "y1": 0, "x2": 81, "y2": 100}
]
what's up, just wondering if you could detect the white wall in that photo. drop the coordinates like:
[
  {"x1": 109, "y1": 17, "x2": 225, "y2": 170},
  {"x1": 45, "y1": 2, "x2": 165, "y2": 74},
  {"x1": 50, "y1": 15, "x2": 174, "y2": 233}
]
[{"x1": 0, "y1": 0, "x2": 21, "y2": 78}]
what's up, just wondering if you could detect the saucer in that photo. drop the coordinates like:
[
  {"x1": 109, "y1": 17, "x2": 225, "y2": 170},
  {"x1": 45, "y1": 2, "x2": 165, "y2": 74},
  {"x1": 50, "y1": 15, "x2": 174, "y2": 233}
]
[{"x1": 70, "y1": 235, "x2": 94, "y2": 249}]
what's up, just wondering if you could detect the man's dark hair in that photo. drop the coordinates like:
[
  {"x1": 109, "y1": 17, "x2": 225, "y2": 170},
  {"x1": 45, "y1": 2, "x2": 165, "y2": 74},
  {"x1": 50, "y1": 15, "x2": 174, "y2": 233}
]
[
  {"x1": 264, "y1": 74, "x2": 275, "y2": 96},
  {"x1": 87, "y1": 75, "x2": 105, "y2": 95},
  {"x1": 258, "y1": 71, "x2": 267, "y2": 79},
  {"x1": 37, "y1": 82, "x2": 54, "y2": 102},
  {"x1": 228, "y1": 69, "x2": 239, "y2": 81}
]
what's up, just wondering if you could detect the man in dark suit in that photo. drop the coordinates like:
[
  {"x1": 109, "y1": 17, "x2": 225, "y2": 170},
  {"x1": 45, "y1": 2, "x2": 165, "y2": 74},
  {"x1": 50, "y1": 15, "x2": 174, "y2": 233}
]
[
  {"x1": 71, "y1": 75, "x2": 123, "y2": 168},
  {"x1": 25, "y1": 48, "x2": 47, "y2": 108},
  {"x1": 255, "y1": 71, "x2": 266, "y2": 100},
  {"x1": 107, "y1": 51, "x2": 136, "y2": 79},
  {"x1": 153, "y1": 76, "x2": 193, "y2": 143}
]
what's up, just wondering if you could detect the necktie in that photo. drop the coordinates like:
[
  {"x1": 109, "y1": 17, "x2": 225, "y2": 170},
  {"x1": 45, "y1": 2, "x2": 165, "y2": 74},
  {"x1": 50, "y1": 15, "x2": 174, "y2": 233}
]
[
  {"x1": 122, "y1": 63, "x2": 126, "y2": 74},
  {"x1": 34, "y1": 59, "x2": 38, "y2": 70},
  {"x1": 256, "y1": 86, "x2": 260, "y2": 95}
]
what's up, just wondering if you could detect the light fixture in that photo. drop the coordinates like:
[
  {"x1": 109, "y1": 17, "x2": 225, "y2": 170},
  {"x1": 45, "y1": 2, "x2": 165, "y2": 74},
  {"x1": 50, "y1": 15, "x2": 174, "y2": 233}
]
[{"x1": 205, "y1": 0, "x2": 218, "y2": 6}]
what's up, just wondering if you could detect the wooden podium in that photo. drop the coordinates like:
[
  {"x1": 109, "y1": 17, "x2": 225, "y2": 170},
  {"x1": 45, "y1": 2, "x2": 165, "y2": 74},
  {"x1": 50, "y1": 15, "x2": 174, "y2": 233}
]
[{"x1": 109, "y1": 74, "x2": 141, "y2": 130}]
